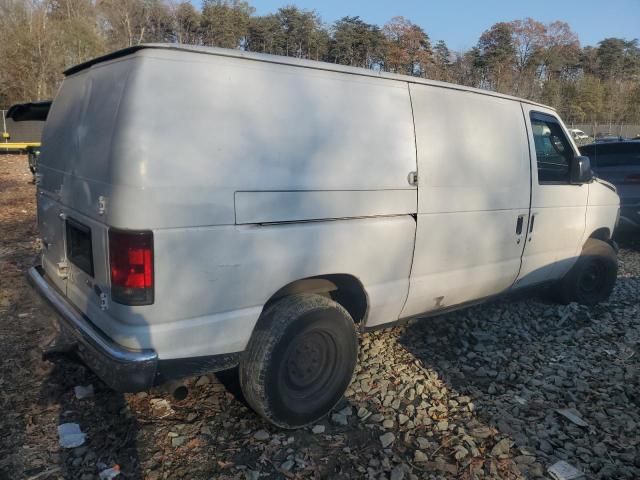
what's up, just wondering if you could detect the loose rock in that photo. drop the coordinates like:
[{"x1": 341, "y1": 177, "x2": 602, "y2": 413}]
[
  {"x1": 380, "y1": 432, "x2": 395, "y2": 448},
  {"x1": 253, "y1": 430, "x2": 270, "y2": 441}
]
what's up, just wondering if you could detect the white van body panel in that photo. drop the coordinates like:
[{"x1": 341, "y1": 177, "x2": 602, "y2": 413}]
[
  {"x1": 37, "y1": 47, "x2": 418, "y2": 358},
  {"x1": 400, "y1": 86, "x2": 531, "y2": 317},
  {"x1": 41, "y1": 48, "x2": 418, "y2": 230},
  {"x1": 34, "y1": 44, "x2": 619, "y2": 365},
  {"x1": 112, "y1": 49, "x2": 417, "y2": 228},
  {"x1": 583, "y1": 181, "x2": 620, "y2": 244}
]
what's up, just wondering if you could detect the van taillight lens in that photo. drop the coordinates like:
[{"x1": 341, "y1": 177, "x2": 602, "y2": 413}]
[{"x1": 109, "y1": 229, "x2": 154, "y2": 305}]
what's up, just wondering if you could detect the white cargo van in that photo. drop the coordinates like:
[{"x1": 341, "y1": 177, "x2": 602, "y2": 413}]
[{"x1": 28, "y1": 44, "x2": 620, "y2": 428}]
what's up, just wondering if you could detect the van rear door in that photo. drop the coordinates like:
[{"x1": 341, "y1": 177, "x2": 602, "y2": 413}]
[
  {"x1": 37, "y1": 58, "x2": 131, "y2": 310},
  {"x1": 38, "y1": 192, "x2": 69, "y2": 294}
]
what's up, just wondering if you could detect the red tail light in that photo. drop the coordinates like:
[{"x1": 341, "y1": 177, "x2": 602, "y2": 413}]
[
  {"x1": 624, "y1": 174, "x2": 640, "y2": 184},
  {"x1": 109, "y1": 229, "x2": 154, "y2": 305}
]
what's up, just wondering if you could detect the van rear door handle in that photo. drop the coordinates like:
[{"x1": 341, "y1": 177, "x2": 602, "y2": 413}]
[{"x1": 528, "y1": 214, "x2": 536, "y2": 241}]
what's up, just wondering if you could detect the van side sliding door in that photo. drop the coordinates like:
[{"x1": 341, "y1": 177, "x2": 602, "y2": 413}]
[
  {"x1": 400, "y1": 86, "x2": 531, "y2": 318},
  {"x1": 514, "y1": 106, "x2": 588, "y2": 288}
]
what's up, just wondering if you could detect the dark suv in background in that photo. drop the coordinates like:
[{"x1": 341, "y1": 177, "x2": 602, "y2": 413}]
[{"x1": 581, "y1": 141, "x2": 640, "y2": 230}]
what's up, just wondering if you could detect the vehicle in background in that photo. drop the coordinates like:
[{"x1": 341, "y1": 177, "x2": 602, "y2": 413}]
[
  {"x1": 27, "y1": 44, "x2": 620, "y2": 429},
  {"x1": 581, "y1": 141, "x2": 640, "y2": 230},
  {"x1": 568, "y1": 128, "x2": 590, "y2": 141},
  {"x1": 3, "y1": 101, "x2": 50, "y2": 181},
  {"x1": 595, "y1": 132, "x2": 626, "y2": 143}
]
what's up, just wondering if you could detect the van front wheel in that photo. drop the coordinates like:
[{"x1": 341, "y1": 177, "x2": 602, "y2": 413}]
[
  {"x1": 556, "y1": 238, "x2": 618, "y2": 305},
  {"x1": 239, "y1": 294, "x2": 358, "y2": 429}
]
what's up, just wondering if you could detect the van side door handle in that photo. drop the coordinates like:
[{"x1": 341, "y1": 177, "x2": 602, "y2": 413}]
[
  {"x1": 528, "y1": 214, "x2": 536, "y2": 241},
  {"x1": 515, "y1": 214, "x2": 525, "y2": 243}
]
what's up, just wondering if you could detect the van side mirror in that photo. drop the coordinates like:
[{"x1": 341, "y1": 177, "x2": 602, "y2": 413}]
[{"x1": 570, "y1": 155, "x2": 593, "y2": 184}]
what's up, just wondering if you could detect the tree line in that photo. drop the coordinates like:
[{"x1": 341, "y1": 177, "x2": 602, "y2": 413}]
[{"x1": 1, "y1": 0, "x2": 639, "y2": 129}]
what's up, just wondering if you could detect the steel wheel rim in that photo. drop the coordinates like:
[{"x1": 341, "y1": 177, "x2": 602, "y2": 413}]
[
  {"x1": 578, "y1": 261, "x2": 605, "y2": 295},
  {"x1": 281, "y1": 329, "x2": 338, "y2": 401}
]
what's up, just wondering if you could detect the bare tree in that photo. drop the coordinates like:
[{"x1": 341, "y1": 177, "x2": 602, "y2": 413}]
[{"x1": 0, "y1": 0, "x2": 638, "y2": 130}]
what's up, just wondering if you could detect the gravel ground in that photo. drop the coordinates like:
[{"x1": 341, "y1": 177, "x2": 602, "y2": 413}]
[{"x1": 1, "y1": 154, "x2": 638, "y2": 480}]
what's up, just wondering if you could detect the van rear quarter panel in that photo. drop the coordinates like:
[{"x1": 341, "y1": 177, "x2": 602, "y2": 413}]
[
  {"x1": 91, "y1": 216, "x2": 415, "y2": 359},
  {"x1": 42, "y1": 50, "x2": 419, "y2": 358}
]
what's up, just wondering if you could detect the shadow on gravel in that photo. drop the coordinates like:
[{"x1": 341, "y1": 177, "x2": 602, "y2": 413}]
[
  {"x1": 615, "y1": 231, "x2": 640, "y2": 251},
  {"x1": 214, "y1": 366, "x2": 247, "y2": 407},
  {"x1": 396, "y1": 269, "x2": 640, "y2": 479}
]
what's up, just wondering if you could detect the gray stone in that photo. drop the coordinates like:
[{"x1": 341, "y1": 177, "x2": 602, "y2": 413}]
[
  {"x1": 539, "y1": 439, "x2": 554, "y2": 454},
  {"x1": 244, "y1": 470, "x2": 260, "y2": 480},
  {"x1": 253, "y1": 430, "x2": 270, "y2": 441},
  {"x1": 556, "y1": 408, "x2": 589, "y2": 427},
  {"x1": 390, "y1": 465, "x2": 405, "y2": 480},
  {"x1": 369, "y1": 413, "x2": 384, "y2": 423},
  {"x1": 280, "y1": 460, "x2": 295, "y2": 471},
  {"x1": 437, "y1": 420, "x2": 449, "y2": 431},
  {"x1": 171, "y1": 436, "x2": 187, "y2": 447},
  {"x1": 515, "y1": 455, "x2": 536, "y2": 465},
  {"x1": 470, "y1": 426, "x2": 493, "y2": 439},
  {"x1": 414, "y1": 450, "x2": 429, "y2": 463},
  {"x1": 416, "y1": 437, "x2": 430, "y2": 450},
  {"x1": 331, "y1": 413, "x2": 348, "y2": 425},
  {"x1": 454, "y1": 445, "x2": 469, "y2": 461},
  {"x1": 490, "y1": 438, "x2": 513, "y2": 456},
  {"x1": 380, "y1": 432, "x2": 395, "y2": 448},
  {"x1": 338, "y1": 405, "x2": 353, "y2": 416}
]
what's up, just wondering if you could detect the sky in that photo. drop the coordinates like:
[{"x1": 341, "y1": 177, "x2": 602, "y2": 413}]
[{"x1": 238, "y1": 0, "x2": 640, "y2": 52}]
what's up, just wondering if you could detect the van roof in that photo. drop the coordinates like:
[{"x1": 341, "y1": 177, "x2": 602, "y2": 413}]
[{"x1": 64, "y1": 43, "x2": 554, "y2": 110}]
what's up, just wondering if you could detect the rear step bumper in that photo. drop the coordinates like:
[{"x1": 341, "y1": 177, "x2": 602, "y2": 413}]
[{"x1": 27, "y1": 265, "x2": 158, "y2": 392}]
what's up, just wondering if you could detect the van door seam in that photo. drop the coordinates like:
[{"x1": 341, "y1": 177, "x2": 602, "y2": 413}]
[
  {"x1": 513, "y1": 103, "x2": 534, "y2": 286},
  {"x1": 398, "y1": 82, "x2": 419, "y2": 318}
]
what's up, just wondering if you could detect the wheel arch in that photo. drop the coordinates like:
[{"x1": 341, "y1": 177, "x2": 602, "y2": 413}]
[
  {"x1": 262, "y1": 274, "x2": 369, "y2": 325},
  {"x1": 588, "y1": 227, "x2": 611, "y2": 242}
]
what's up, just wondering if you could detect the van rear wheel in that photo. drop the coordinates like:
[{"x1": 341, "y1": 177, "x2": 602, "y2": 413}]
[
  {"x1": 555, "y1": 238, "x2": 618, "y2": 305},
  {"x1": 239, "y1": 294, "x2": 358, "y2": 429}
]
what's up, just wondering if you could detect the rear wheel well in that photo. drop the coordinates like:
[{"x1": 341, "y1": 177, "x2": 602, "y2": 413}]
[
  {"x1": 263, "y1": 274, "x2": 368, "y2": 324},
  {"x1": 588, "y1": 227, "x2": 611, "y2": 243}
]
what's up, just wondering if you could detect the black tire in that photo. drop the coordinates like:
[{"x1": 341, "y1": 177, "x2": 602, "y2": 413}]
[
  {"x1": 239, "y1": 293, "x2": 358, "y2": 429},
  {"x1": 555, "y1": 238, "x2": 618, "y2": 305}
]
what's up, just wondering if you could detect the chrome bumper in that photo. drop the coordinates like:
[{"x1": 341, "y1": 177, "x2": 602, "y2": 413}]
[{"x1": 27, "y1": 266, "x2": 158, "y2": 392}]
